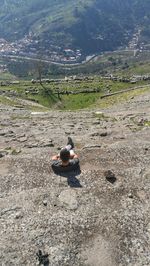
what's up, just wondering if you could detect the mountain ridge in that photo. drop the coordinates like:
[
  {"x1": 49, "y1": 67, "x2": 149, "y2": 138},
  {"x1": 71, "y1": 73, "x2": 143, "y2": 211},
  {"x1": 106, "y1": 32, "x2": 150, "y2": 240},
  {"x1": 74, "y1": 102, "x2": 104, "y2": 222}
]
[{"x1": 0, "y1": 0, "x2": 150, "y2": 55}]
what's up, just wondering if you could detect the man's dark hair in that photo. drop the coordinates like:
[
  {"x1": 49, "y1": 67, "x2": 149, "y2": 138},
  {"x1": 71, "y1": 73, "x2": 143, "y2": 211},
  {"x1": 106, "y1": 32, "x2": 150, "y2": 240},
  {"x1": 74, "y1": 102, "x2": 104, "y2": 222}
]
[{"x1": 60, "y1": 148, "x2": 70, "y2": 162}]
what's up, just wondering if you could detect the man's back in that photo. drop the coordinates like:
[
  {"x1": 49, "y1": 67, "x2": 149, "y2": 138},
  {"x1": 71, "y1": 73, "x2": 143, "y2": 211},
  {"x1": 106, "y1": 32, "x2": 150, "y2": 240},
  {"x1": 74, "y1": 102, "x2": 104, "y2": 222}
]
[{"x1": 52, "y1": 158, "x2": 79, "y2": 174}]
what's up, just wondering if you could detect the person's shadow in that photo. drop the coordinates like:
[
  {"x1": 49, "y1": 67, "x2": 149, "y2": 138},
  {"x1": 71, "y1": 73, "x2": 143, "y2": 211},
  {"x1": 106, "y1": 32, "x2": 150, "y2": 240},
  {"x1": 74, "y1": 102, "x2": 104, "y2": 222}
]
[
  {"x1": 53, "y1": 166, "x2": 82, "y2": 188},
  {"x1": 36, "y1": 250, "x2": 49, "y2": 266}
]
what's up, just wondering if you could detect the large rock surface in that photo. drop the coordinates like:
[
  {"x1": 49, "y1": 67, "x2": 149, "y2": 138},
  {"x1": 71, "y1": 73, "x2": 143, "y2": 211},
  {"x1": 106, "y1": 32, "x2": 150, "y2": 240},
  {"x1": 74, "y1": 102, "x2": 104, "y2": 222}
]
[{"x1": 0, "y1": 91, "x2": 150, "y2": 266}]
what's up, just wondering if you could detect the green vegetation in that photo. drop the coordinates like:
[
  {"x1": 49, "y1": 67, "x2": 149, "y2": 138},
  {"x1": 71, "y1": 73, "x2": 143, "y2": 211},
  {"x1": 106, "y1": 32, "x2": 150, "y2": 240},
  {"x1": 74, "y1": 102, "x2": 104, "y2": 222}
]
[
  {"x1": 29, "y1": 90, "x2": 58, "y2": 108},
  {"x1": 59, "y1": 92, "x2": 102, "y2": 110},
  {"x1": 144, "y1": 121, "x2": 150, "y2": 127},
  {"x1": 93, "y1": 87, "x2": 150, "y2": 109},
  {"x1": 0, "y1": 95, "x2": 19, "y2": 106},
  {"x1": 0, "y1": 75, "x2": 149, "y2": 111},
  {"x1": 119, "y1": 61, "x2": 150, "y2": 76},
  {"x1": 1, "y1": 49, "x2": 150, "y2": 80},
  {"x1": 11, "y1": 148, "x2": 21, "y2": 155},
  {"x1": 0, "y1": 49, "x2": 150, "y2": 111},
  {"x1": 0, "y1": 72, "x2": 17, "y2": 80},
  {"x1": 57, "y1": 86, "x2": 150, "y2": 110}
]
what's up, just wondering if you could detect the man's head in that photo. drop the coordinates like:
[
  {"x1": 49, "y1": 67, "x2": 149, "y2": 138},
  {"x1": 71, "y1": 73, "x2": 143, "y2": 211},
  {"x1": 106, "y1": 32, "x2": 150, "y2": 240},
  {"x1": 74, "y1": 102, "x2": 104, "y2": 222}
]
[{"x1": 60, "y1": 148, "x2": 70, "y2": 162}]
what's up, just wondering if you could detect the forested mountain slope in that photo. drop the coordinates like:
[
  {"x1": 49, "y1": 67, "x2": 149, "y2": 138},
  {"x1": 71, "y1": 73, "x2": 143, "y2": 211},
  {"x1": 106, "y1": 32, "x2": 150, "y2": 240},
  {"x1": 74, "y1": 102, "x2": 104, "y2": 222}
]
[{"x1": 0, "y1": 0, "x2": 150, "y2": 54}]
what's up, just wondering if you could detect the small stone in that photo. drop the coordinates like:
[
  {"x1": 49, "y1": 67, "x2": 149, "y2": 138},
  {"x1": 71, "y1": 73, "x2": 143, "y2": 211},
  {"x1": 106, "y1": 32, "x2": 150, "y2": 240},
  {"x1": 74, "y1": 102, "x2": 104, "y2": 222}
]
[
  {"x1": 42, "y1": 143, "x2": 54, "y2": 147},
  {"x1": 43, "y1": 200, "x2": 47, "y2": 206},
  {"x1": 19, "y1": 137, "x2": 27, "y2": 143},
  {"x1": 92, "y1": 121, "x2": 100, "y2": 125},
  {"x1": 58, "y1": 189, "x2": 78, "y2": 210},
  {"x1": 128, "y1": 193, "x2": 133, "y2": 199},
  {"x1": 91, "y1": 131, "x2": 108, "y2": 137},
  {"x1": 65, "y1": 132, "x2": 71, "y2": 135},
  {"x1": 100, "y1": 132, "x2": 107, "y2": 137},
  {"x1": 0, "y1": 132, "x2": 6, "y2": 136},
  {"x1": 104, "y1": 170, "x2": 116, "y2": 183},
  {"x1": 0, "y1": 150, "x2": 8, "y2": 158},
  {"x1": 26, "y1": 143, "x2": 39, "y2": 148},
  {"x1": 15, "y1": 212, "x2": 23, "y2": 219},
  {"x1": 6, "y1": 130, "x2": 15, "y2": 137}
]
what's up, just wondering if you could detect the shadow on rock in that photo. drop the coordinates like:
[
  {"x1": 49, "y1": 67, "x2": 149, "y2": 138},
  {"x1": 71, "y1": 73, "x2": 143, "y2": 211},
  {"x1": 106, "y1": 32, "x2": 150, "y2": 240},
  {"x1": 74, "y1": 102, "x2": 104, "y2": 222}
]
[
  {"x1": 53, "y1": 166, "x2": 82, "y2": 188},
  {"x1": 104, "y1": 170, "x2": 117, "y2": 184},
  {"x1": 36, "y1": 250, "x2": 49, "y2": 266}
]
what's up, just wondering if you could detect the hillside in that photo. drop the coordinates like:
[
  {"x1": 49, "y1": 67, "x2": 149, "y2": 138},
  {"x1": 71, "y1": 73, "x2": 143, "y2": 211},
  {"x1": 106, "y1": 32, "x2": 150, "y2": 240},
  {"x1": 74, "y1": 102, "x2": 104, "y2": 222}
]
[
  {"x1": 0, "y1": 88, "x2": 150, "y2": 265},
  {"x1": 0, "y1": 0, "x2": 150, "y2": 55}
]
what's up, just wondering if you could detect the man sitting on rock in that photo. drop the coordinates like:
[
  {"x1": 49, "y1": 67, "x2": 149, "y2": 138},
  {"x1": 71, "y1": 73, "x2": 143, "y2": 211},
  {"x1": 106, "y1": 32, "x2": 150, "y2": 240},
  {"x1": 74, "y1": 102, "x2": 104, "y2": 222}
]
[{"x1": 51, "y1": 137, "x2": 79, "y2": 174}]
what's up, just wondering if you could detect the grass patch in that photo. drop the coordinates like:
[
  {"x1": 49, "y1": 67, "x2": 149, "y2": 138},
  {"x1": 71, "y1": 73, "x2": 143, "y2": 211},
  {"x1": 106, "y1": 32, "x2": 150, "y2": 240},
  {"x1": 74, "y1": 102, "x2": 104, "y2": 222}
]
[
  {"x1": 118, "y1": 61, "x2": 150, "y2": 76},
  {"x1": 0, "y1": 76, "x2": 149, "y2": 111},
  {"x1": 144, "y1": 121, "x2": 150, "y2": 127},
  {"x1": 0, "y1": 95, "x2": 19, "y2": 106},
  {"x1": 11, "y1": 115, "x2": 30, "y2": 120},
  {"x1": 0, "y1": 72, "x2": 17, "y2": 80},
  {"x1": 94, "y1": 87, "x2": 150, "y2": 109},
  {"x1": 27, "y1": 105, "x2": 49, "y2": 112},
  {"x1": 59, "y1": 92, "x2": 102, "y2": 110},
  {"x1": 58, "y1": 86, "x2": 150, "y2": 110},
  {"x1": 0, "y1": 95, "x2": 49, "y2": 112},
  {"x1": 11, "y1": 148, "x2": 21, "y2": 155},
  {"x1": 26, "y1": 91, "x2": 58, "y2": 108}
]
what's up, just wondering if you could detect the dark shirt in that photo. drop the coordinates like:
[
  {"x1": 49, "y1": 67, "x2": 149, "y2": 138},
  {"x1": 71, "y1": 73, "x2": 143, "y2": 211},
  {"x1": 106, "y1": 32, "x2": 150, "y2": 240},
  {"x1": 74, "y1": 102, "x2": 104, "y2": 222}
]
[{"x1": 51, "y1": 158, "x2": 79, "y2": 173}]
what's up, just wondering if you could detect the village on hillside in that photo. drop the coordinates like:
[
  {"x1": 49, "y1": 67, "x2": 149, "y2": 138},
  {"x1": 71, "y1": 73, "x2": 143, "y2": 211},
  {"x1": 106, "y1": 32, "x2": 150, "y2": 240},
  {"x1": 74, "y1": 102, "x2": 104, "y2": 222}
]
[
  {"x1": 0, "y1": 27, "x2": 150, "y2": 71},
  {"x1": 0, "y1": 36, "x2": 83, "y2": 65}
]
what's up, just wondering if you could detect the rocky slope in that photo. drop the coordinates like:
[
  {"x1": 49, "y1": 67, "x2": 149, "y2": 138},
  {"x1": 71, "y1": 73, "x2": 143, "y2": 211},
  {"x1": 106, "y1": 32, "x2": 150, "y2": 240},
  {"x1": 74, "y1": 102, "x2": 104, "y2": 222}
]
[{"x1": 0, "y1": 90, "x2": 150, "y2": 266}]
